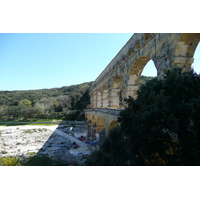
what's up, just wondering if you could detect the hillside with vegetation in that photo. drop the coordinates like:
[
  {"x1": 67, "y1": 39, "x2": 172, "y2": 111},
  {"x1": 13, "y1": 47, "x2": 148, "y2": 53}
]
[{"x1": 0, "y1": 82, "x2": 93, "y2": 121}]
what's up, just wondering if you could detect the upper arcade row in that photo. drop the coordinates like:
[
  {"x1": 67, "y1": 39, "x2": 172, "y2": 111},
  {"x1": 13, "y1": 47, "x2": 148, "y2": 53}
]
[{"x1": 88, "y1": 33, "x2": 200, "y2": 109}]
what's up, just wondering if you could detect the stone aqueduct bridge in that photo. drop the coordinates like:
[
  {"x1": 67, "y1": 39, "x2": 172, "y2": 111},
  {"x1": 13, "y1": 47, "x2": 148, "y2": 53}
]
[{"x1": 84, "y1": 33, "x2": 200, "y2": 144}]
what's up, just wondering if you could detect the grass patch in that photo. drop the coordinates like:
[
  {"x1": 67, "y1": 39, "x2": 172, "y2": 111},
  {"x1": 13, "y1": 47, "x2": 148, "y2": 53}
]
[
  {"x1": 0, "y1": 123, "x2": 29, "y2": 126},
  {"x1": 0, "y1": 123, "x2": 57, "y2": 126},
  {"x1": 0, "y1": 156, "x2": 22, "y2": 166},
  {"x1": 0, "y1": 118, "x2": 62, "y2": 126},
  {"x1": 0, "y1": 154, "x2": 68, "y2": 166},
  {"x1": 0, "y1": 118, "x2": 61, "y2": 122}
]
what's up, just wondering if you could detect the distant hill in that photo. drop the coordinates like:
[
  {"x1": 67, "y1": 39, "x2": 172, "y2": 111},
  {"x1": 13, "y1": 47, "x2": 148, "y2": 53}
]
[{"x1": 0, "y1": 82, "x2": 93, "y2": 107}]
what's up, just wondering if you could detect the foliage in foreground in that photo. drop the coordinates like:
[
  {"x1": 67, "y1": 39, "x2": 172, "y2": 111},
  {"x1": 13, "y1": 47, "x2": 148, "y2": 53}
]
[
  {"x1": 0, "y1": 155, "x2": 66, "y2": 166},
  {"x1": 0, "y1": 156, "x2": 22, "y2": 166},
  {"x1": 24, "y1": 155, "x2": 57, "y2": 166},
  {"x1": 85, "y1": 68, "x2": 200, "y2": 166}
]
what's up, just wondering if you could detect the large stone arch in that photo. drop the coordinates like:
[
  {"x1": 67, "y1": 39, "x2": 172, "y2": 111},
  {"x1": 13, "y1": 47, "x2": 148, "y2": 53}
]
[
  {"x1": 110, "y1": 75, "x2": 122, "y2": 108},
  {"x1": 108, "y1": 120, "x2": 120, "y2": 136},
  {"x1": 126, "y1": 56, "x2": 157, "y2": 99},
  {"x1": 85, "y1": 113, "x2": 90, "y2": 121},
  {"x1": 173, "y1": 33, "x2": 200, "y2": 71},
  {"x1": 97, "y1": 117, "x2": 104, "y2": 132},
  {"x1": 91, "y1": 115, "x2": 96, "y2": 126},
  {"x1": 91, "y1": 115, "x2": 97, "y2": 140},
  {"x1": 96, "y1": 117, "x2": 106, "y2": 144}
]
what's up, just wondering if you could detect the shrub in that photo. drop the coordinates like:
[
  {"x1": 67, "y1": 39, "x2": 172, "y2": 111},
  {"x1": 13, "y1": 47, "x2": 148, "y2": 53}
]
[{"x1": 24, "y1": 154, "x2": 56, "y2": 166}]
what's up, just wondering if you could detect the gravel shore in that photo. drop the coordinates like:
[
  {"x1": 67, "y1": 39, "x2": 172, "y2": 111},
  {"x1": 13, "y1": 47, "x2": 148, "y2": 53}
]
[{"x1": 0, "y1": 125, "x2": 92, "y2": 165}]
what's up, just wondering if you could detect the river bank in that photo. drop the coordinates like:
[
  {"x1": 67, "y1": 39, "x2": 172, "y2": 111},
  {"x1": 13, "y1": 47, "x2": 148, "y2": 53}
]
[{"x1": 0, "y1": 124, "x2": 92, "y2": 165}]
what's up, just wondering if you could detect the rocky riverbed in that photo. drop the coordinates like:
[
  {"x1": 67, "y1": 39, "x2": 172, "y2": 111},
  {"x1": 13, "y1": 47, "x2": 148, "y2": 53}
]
[{"x1": 0, "y1": 125, "x2": 93, "y2": 165}]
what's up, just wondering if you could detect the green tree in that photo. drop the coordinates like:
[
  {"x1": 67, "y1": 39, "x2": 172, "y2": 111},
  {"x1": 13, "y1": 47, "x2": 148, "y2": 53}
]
[
  {"x1": 86, "y1": 68, "x2": 200, "y2": 166},
  {"x1": 50, "y1": 98, "x2": 59, "y2": 111},
  {"x1": 18, "y1": 99, "x2": 32, "y2": 107},
  {"x1": 17, "y1": 105, "x2": 33, "y2": 120}
]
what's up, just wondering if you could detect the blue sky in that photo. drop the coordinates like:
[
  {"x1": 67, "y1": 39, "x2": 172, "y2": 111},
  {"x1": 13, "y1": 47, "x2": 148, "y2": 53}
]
[
  {"x1": 0, "y1": 33, "x2": 200, "y2": 91},
  {"x1": 0, "y1": 33, "x2": 134, "y2": 91}
]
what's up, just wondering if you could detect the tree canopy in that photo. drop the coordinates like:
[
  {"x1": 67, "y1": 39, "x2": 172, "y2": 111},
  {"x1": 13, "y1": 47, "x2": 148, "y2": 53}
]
[
  {"x1": 0, "y1": 82, "x2": 92, "y2": 120},
  {"x1": 85, "y1": 68, "x2": 200, "y2": 166}
]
